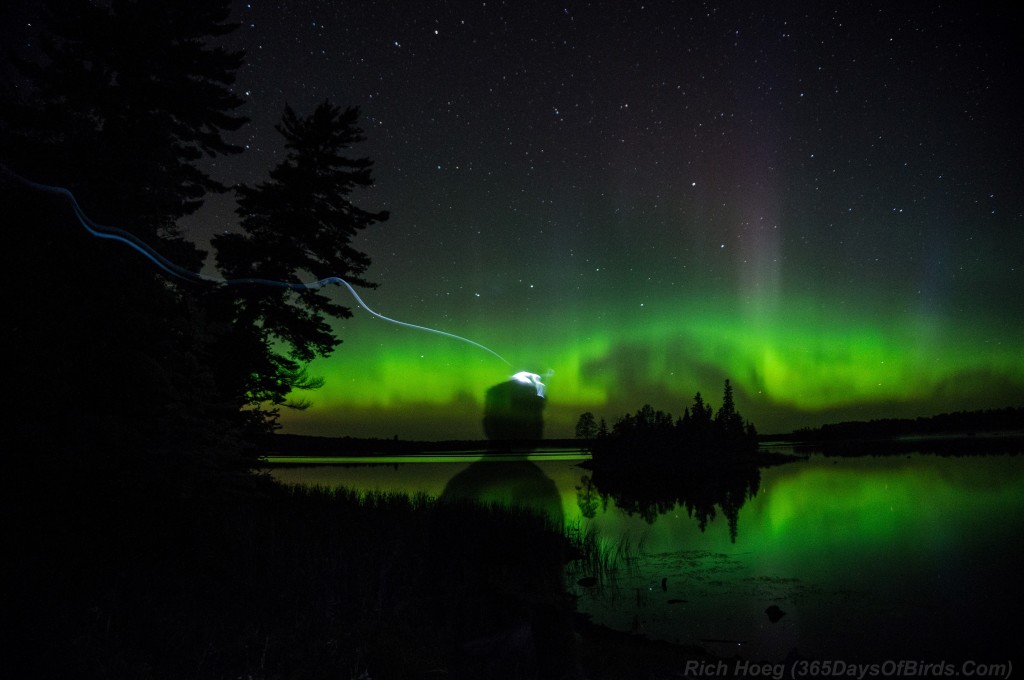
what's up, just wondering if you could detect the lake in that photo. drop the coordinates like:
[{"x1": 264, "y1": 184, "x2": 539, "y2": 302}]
[{"x1": 270, "y1": 449, "x2": 1023, "y2": 665}]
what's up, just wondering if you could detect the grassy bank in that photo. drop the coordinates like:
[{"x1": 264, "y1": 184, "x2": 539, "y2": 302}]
[{"x1": 9, "y1": 467, "x2": 587, "y2": 679}]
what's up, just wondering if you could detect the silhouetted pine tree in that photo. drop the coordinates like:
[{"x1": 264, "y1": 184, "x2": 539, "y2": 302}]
[
  {"x1": 715, "y1": 379, "x2": 758, "y2": 453},
  {"x1": 575, "y1": 411, "x2": 598, "y2": 439},
  {"x1": 3, "y1": 0, "x2": 250, "y2": 475},
  {"x1": 715, "y1": 379, "x2": 745, "y2": 440},
  {"x1": 684, "y1": 391, "x2": 715, "y2": 451},
  {"x1": 4, "y1": 0, "x2": 245, "y2": 245},
  {"x1": 587, "y1": 380, "x2": 759, "y2": 466},
  {"x1": 212, "y1": 101, "x2": 389, "y2": 413}
]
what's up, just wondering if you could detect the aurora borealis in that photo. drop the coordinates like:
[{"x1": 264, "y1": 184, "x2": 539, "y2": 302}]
[
  {"x1": 281, "y1": 289, "x2": 1024, "y2": 440},
  {"x1": 207, "y1": 2, "x2": 1024, "y2": 439},
  {"x1": 10, "y1": 2, "x2": 1022, "y2": 439}
]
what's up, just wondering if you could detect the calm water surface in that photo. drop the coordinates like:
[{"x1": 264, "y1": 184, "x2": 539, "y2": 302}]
[{"x1": 271, "y1": 451, "x2": 1024, "y2": 664}]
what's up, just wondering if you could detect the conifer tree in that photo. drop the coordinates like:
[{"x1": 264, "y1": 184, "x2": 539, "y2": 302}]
[
  {"x1": 3, "y1": 0, "x2": 248, "y2": 468},
  {"x1": 690, "y1": 392, "x2": 713, "y2": 429},
  {"x1": 212, "y1": 101, "x2": 389, "y2": 414},
  {"x1": 575, "y1": 412, "x2": 598, "y2": 439},
  {"x1": 715, "y1": 379, "x2": 744, "y2": 439},
  {"x1": 4, "y1": 0, "x2": 246, "y2": 247}
]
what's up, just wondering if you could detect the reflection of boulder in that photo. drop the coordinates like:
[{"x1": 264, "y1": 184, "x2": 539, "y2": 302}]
[
  {"x1": 482, "y1": 377, "x2": 545, "y2": 443},
  {"x1": 442, "y1": 460, "x2": 563, "y2": 524}
]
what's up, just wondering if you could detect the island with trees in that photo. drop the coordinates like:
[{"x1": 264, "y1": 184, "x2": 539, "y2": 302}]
[
  {"x1": 575, "y1": 379, "x2": 762, "y2": 471},
  {"x1": 571, "y1": 380, "x2": 773, "y2": 541}
]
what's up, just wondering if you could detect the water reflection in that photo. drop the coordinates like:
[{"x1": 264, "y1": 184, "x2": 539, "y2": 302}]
[
  {"x1": 574, "y1": 475, "x2": 604, "y2": 519},
  {"x1": 443, "y1": 458, "x2": 564, "y2": 523},
  {"x1": 571, "y1": 453, "x2": 1024, "y2": 662},
  {"x1": 581, "y1": 457, "x2": 762, "y2": 541},
  {"x1": 271, "y1": 449, "x2": 1024, "y2": 662},
  {"x1": 441, "y1": 377, "x2": 562, "y2": 524}
]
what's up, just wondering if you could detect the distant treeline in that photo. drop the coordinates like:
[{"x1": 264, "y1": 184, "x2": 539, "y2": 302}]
[{"x1": 793, "y1": 406, "x2": 1024, "y2": 441}]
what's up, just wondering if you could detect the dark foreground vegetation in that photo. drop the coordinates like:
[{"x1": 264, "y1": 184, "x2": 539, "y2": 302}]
[
  {"x1": 1, "y1": 5, "x2": 716, "y2": 675},
  {"x1": 10, "y1": 463, "x2": 581, "y2": 679}
]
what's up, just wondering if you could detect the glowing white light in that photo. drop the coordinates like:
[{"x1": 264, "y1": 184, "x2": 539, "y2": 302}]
[{"x1": 511, "y1": 371, "x2": 546, "y2": 397}]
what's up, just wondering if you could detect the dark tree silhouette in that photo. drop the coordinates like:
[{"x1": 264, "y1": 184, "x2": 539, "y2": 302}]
[
  {"x1": 586, "y1": 379, "x2": 758, "y2": 469},
  {"x1": 4, "y1": 0, "x2": 246, "y2": 244},
  {"x1": 581, "y1": 380, "x2": 762, "y2": 539},
  {"x1": 714, "y1": 378, "x2": 756, "y2": 448},
  {"x1": 715, "y1": 379, "x2": 738, "y2": 432},
  {"x1": 3, "y1": 0, "x2": 250, "y2": 473},
  {"x1": 212, "y1": 101, "x2": 389, "y2": 415},
  {"x1": 676, "y1": 391, "x2": 713, "y2": 451},
  {"x1": 575, "y1": 411, "x2": 598, "y2": 439}
]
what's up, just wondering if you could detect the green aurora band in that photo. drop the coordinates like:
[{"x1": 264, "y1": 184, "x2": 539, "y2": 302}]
[{"x1": 278, "y1": 287, "x2": 1024, "y2": 439}]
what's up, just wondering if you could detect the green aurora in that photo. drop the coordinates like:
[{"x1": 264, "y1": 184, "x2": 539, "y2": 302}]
[
  {"x1": 164, "y1": 1, "x2": 1023, "y2": 441},
  {"x1": 279, "y1": 284, "x2": 1024, "y2": 439}
]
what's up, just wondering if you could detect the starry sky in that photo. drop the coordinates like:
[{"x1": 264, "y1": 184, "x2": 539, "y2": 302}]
[
  {"x1": 14, "y1": 1, "x2": 1024, "y2": 440},
  {"x1": 208, "y1": 0, "x2": 1024, "y2": 440}
]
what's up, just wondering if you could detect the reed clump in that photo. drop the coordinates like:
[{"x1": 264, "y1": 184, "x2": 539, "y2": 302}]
[{"x1": 563, "y1": 518, "x2": 645, "y2": 591}]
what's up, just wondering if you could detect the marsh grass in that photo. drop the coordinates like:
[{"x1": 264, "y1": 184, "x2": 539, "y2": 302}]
[{"x1": 563, "y1": 519, "x2": 646, "y2": 591}]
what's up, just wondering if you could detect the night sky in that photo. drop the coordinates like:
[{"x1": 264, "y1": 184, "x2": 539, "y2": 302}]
[{"x1": 13, "y1": 2, "x2": 1024, "y2": 439}]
